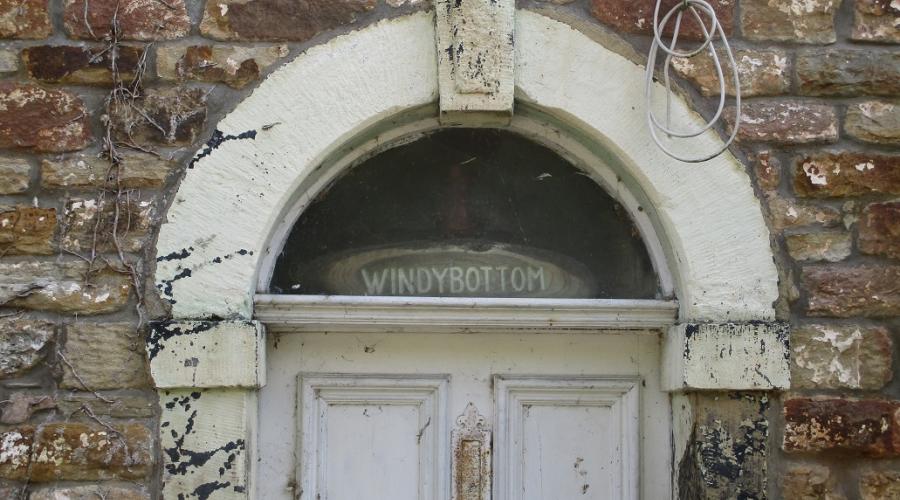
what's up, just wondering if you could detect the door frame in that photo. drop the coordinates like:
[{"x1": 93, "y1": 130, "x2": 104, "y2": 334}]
[{"x1": 148, "y1": 10, "x2": 788, "y2": 500}]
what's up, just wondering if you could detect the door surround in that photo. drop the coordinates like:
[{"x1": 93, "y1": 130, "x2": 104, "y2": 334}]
[{"x1": 148, "y1": 10, "x2": 788, "y2": 499}]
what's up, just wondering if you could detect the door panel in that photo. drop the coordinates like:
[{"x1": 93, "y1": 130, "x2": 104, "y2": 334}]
[
  {"x1": 494, "y1": 377, "x2": 639, "y2": 500},
  {"x1": 298, "y1": 375, "x2": 449, "y2": 500}
]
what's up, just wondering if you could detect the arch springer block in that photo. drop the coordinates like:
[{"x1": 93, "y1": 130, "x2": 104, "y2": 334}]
[
  {"x1": 148, "y1": 320, "x2": 266, "y2": 389},
  {"x1": 663, "y1": 321, "x2": 791, "y2": 392}
]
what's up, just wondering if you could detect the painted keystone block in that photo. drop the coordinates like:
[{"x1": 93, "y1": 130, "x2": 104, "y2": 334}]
[
  {"x1": 663, "y1": 322, "x2": 790, "y2": 391},
  {"x1": 434, "y1": 0, "x2": 515, "y2": 124},
  {"x1": 160, "y1": 389, "x2": 255, "y2": 499},
  {"x1": 148, "y1": 320, "x2": 265, "y2": 389}
]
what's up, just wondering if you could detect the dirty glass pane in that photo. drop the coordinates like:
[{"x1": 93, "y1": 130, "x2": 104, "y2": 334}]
[{"x1": 271, "y1": 129, "x2": 659, "y2": 298}]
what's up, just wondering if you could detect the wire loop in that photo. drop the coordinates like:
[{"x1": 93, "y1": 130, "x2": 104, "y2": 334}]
[{"x1": 645, "y1": 0, "x2": 741, "y2": 163}]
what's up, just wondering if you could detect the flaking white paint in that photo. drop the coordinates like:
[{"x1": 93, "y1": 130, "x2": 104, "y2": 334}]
[{"x1": 160, "y1": 389, "x2": 256, "y2": 499}]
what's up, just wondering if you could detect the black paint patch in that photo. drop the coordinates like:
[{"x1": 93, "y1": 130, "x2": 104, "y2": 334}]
[
  {"x1": 147, "y1": 320, "x2": 255, "y2": 360},
  {"x1": 191, "y1": 481, "x2": 232, "y2": 500},
  {"x1": 158, "y1": 268, "x2": 192, "y2": 300},
  {"x1": 157, "y1": 247, "x2": 194, "y2": 263},
  {"x1": 148, "y1": 321, "x2": 216, "y2": 360},
  {"x1": 208, "y1": 249, "x2": 255, "y2": 266},
  {"x1": 189, "y1": 129, "x2": 258, "y2": 169}
]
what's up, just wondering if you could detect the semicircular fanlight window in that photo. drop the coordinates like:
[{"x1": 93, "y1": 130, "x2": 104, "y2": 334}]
[{"x1": 271, "y1": 129, "x2": 660, "y2": 299}]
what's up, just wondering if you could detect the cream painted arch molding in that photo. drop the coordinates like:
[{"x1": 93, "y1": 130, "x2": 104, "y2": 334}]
[{"x1": 148, "y1": 9, "x2": 788, "y2": 499}]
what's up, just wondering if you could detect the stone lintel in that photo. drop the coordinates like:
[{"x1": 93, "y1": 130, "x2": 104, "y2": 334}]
[
  {"x1": 663, "y1": 322, "x2": 790, "y2": 391},
  {"x1": 434, "y1": 0, "x2": 515, "y2": 124},
  {"x1": 148, "y1": 320, "x2": 266, "y2": 389}
]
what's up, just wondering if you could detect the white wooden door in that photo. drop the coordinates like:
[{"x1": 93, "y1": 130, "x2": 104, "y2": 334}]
[{"x1": 258, "y1": 332, "x2": 671, "y2": 499}]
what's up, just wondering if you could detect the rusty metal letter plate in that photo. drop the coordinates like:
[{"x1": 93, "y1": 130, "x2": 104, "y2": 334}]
[{"x1": 451, "y1": 403, "x2": 492, "y2": 500}]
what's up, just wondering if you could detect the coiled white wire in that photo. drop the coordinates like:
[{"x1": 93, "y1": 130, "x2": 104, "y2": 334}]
[{"x1": 645, "y1": 0, "x2": 741, "y2": 163}]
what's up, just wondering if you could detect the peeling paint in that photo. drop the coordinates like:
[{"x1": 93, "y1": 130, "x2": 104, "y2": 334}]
[{"x1": 189, "y1": 129, "x2": 257, "y2": 169}]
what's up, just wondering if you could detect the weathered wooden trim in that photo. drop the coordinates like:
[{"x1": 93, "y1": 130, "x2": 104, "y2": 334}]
[
  {"x1": 254, "y1": 295, "x2": 678, "y2": 333},
  {"x1": 434, "y1": 0, "x2": 515, "y2": 124},
  {"x1": 662, "y1": 322, "x2": 791, "y2": 391},
  {"x1": 148, "y1": 320, "x2": 266, "y2": 389}
]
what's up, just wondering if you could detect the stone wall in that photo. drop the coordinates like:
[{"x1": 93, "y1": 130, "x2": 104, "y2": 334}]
[{"x1": 0, "y1": 0, "x2": 897, "y2": 498}]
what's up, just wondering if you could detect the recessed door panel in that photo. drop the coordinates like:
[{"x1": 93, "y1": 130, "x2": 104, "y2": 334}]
[
  {"x1": 298, "y1": 375, "x2": 449, "y2": 500},
  {"x1": 495, "y1": 377, "x2": 639, "y2": 500}
]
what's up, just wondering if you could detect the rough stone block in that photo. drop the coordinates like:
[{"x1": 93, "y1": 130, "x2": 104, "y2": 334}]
[
  {"x1": 0, "y1": 158, "x2": 30, "y2": 194},
  {"x1": 0, "y1": 481, "x2": 22, "y2": 498},
  {"x1": 0, "y1": 83, "x2": 91, "y2": 152},
  {"x1": 61, "y1": 322, "x2": 149, "y2": 390},
  {"x1": 791, "y1": 324, "x2": 893, "y2": 390},
  {"x1": 1, "y1": 424, "x2": 153, "y2": 481},
  {"x1": 784, "y1": 398, "x2": 900, "y2": 457},
  {"x1": 794, "y1": 152, "x2": 900, "y2": 197},
  {"x1": 148, "y1": 320, "x2": 265, "y2": 388},
  {"x1": 852, "y1": 0, "x2": 900, "y2": 43},
  {"x1": 0, "y1": 206, "x2": 56, "y2": 255},
  {"x1": 30, "y1": 485, "x2": 150, "y2": 500},
  {"x1": 160, "y1": 389, "x2": 254, "y2": 498},
  {"x1": 157, "y1": 44, "x2": 288, "y2": 89},
  {"x1": 590, "y1": 0, "x2": 734, "y2": 40},
  {"x1": 663, "y1": 322, "x2": 790, "y2": 391},
  {"x1": 726, "y1": 103, "x2": 837, "y2": 144},
  {"x1": 672, "y1": 49, "x2": 789, "y2": 97},
  {"x1": 0, "y1": 318, "x2": 55, "y2": 379},
  {"x1": 0, "y1": 0, "x2": 51, "y2": 39},
  {"x1": 803, "y1": 265, "x2": 900, "y2": 318},
  {"x1": 783, "y1": 465, "x2": 846, "y2": 500},
  {"x1": 797, "y1": 49, "x2": 900, "y2": 97},
  {"x1": 61, "y1": 197, "x2": 154, "y2": 253},
  {"x1": 201, "y1": 0, "x2": 376, "y2": 41},
  {"x1": 846, "y1": 101, "x2": 900, "y2": 145},
  {"x1": 0, "y1": 427, "x2": 33, "y2": 480},
  {"x1": 29, "y1": 423, "x2": 153, "y2": 481},
  {"x1": 741, "y1": 0, "x2": 837, "y2": 43},
  {"x1": 110, "y1": 86, "x2": 206, "y2": 145},
  {"x1": 0, "y1": 48, "x2": 18, "y2": 73},
  {"x1": 861, "y1": 471, "x2": 900, "y2": 500},
  {"x1": 57, "y1": 393, "x2": 156, "y2": 419},
  {"x1": 0, "y1": 261, "x2": 131, "y2": 315},
  {"x1": 753, "y1": 151, "x2": 781, "y2": 192},
  {"x1": 23, "y1": 45, "x2": 144, "y2": 85},
  {"x1": 0, "y1": 392, "x2": 55, "y2": 424},
  {"x1": 768, "y1": 197, "x2": 841, "y2": 230},
  {"x1": 786, "y1": 231, "x2": 851, "y2": 262},
  {"x1": 42, "y1": 152, "x2": 174, "y2": 189},
  {"x1": 859, "y1": 202, "x2": 900, "y2": 259},
  {"x1": 64, "y1": 0, "x2": 190, "y2": 40}
]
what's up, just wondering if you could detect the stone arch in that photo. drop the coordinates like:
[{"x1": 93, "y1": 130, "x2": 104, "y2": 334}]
[
  {"x1": 155, "y1": 10, "x2": 778, "y2": 323},
  {"x1": 148, "y1": 10, "x2": 787, "y2": 498}
]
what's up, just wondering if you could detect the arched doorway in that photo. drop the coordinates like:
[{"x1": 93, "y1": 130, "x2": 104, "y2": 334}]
[{"x1": 148, "y1": 10, "x2": 786, "y2": 499}]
